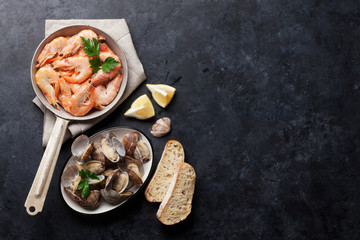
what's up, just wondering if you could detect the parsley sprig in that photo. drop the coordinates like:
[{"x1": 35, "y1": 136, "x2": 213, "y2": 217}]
[
  {"x1": 81, "y1": 37, "x2": 120, "y2": 73},
  {"x1": 77, "y1": 169, "x2": 99, "y2": 199},
  {"x1": 81, "y1": 37, "x2": 100, "y2": 57},
  {"x1": 102, "y1": 57, "x2": 120, "y2": 72},
  {"x1": 89, "y1": 57, "x2": 101, "y2": 73}
]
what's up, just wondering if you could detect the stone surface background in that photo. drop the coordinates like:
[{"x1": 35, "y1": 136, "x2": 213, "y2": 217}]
[{"x1": 0, "y1": 1, "x2": 359, "y2": 239}]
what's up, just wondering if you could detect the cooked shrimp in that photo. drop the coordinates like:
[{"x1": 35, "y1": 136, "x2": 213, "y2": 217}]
[
  {"x1": 90, "y1": 69, "x2": 115, "y2": 86},
  {"x1": 53, "y1": 56, "x2": 92, "y2": 84},
  {"x1": 94, "y1": 74, "x2": 123, "y2": 109},
  {"x1": 36, "y1": 37, "x2": 68, "y2": 68},
  {"x1": 68, "y1": 83, "x2": 81, "y2": 94},
  {"x1": 60, "y1": 29, "x2": 98, "y2": 58},
  {"x1": 35, "y1": 67, "x2": 60, "y2": 109},
  {"x1": 91, "y1": 43, "x2": 122, "y2": 86},
  {"x1": 99, "y1": 43, "x2": 122, "y2": 74},
  {"x1": 35, "y1": 29, "x2": 122, "y2": 117},
  {"x1": 99, "y1": 43, "x2": 120, "y2": 63},
  {"x1": 58, "y1": 69, "x2": 74, "y2": 78},
  {"x1": 75, "y1": 48, "x2": 88, "y2": 57},
  {"x1": 60, "y1": 79, "x2": 95, "y2": 116},
  {"x1": 58, "y1": 78, "x2": 72, "y2": 107}
]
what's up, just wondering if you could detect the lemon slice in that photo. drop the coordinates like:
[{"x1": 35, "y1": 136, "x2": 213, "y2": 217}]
[
  {"x1": 124, "y1": 94, "x2": 155, "y2": 119},
  {"x1": 146, "y1": 84, "x2": 176, "y2": 108}
]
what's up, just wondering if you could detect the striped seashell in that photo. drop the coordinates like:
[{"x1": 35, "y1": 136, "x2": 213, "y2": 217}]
[{"x1": 151, "y1": 117, "x2": 171, "y2": 137}]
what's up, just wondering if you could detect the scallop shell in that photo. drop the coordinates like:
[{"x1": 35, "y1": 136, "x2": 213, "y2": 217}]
[{"x1": 150, "y1": 117, "x2": 171, "y2": 137}]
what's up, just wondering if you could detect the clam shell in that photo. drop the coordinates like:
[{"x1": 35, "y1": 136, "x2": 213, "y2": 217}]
[
  {"x1": 110, "y1": 133, "x2": 126, "y2": 157},
  {"x1": 61, "y1": 161, "x2": 83, "y2": 190},
  {"x1": 91, "y1": 143, "x2": 106, "y2": 164},
  {"x1": 84, "y1": 160, "x2": 105, "y2": 175},
  {"x1": 88, "y1": 174, "x2": 106, "y2": 190},
  {"x1": 103, "y1": 168, "x2": 115, "y2": 177},
  {"x1": 101, "y1": 169, "x2": 130, "y2": 204},
  {"x1": 127, "y1": 163, "x2": 143, "y2": 185},
  {"x1": 71, "y1": 134, "x2": 90, "y2": 157},
  {"x1": 112, "y1": 172, "x2": 129, "y2": 192},
  {"x1": 80, "y1": 142, "x2": 93, "y2": 161},
  {"x1": 63, "y1": 187, "x2": 101, "y2": 209},
  {"x1": 105, "y1": 169, "x2": 129, "y2": 193},
  {"x1": 124, "y1": 155, "x2": 143, "y2": 167},
  {"x1": 100, "y1": 189, "x2": 133, "y2": 205},
  {"x1": 70, "y1": 175, "x2": 81, "y2": 192},
  {"x1": 100, "y1": 137, "x2": 119, "y2": 162},
  {"x1": 64, "y1": 187, "x2": 82, "y2": 203},
  {"x1": 121, "y1": 132, "x2": 140, "y2": 156},
  {"x1": 119, "y1": 190, "x2": 133, "y2": 197},
  {"x1": 79, "y1": 190, "x2": 101, "y2": 208},
  {"x1": 133, "y1": 140, "x2": 150, "y2": 162},
  {"x1": 150, "y1": 117, "x2": 171, "y2": 137}
]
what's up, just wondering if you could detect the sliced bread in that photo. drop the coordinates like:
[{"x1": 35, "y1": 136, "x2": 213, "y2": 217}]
[
  {"x1": 145, "y1": 140, "x2": 185, "y2": 202},
  {"x1": 156, "y1": 162, "x2": 196, "y2": 225}
]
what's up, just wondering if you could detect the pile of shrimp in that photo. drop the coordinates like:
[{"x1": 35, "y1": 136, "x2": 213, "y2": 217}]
[{"x1": 35, "y1": 29, "x2": 123, "y2": 117}]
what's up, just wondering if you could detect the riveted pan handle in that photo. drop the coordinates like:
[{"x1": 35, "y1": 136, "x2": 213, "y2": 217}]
[{"x1": 25, "y1": 117, "x2": 69, "y2": 215}]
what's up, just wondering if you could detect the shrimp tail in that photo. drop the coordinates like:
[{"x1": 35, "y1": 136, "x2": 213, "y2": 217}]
[
  {"x1": 93, "y1": 104, "x2": 104, "y2": 110},
  {"x1": 53, "y1": 102, "x2": 61, "y2": 110}
]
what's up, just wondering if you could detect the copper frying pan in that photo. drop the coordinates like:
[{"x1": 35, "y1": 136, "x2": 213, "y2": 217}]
[{"x1": 24, "y1": 25, "x2": 128, "y2": 215}]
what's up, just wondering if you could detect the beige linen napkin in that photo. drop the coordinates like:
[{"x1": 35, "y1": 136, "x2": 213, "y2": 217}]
[{"x1": 33, "y1": 19, "x2": 146, "y2": 147}]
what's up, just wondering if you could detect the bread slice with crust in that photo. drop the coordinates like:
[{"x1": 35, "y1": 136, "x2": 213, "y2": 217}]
[
  {"x1": 156, "y1": 162, "x2": 196, "y2": 225},
  {"x1": 145, "y1": 140, "x2": 185, "y2": 202}
]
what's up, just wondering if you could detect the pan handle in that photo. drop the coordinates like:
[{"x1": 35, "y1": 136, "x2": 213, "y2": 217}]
[{"x1": 24, "y1": 117, "x2": 69, "y2": 215}]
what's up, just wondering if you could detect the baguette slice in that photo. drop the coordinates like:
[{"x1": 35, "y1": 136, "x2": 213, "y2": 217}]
[
  {"x1": 145, "y1": 140, "x2": 185, "y2": 202},
  {"x1": 157, "y1": 162, "x2": 196, "y2": 225}
]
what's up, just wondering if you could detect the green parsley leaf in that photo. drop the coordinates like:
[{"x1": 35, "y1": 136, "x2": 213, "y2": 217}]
[
  {"x1": 77, "y1": 170, "x2": 99, "y2": 199},
  {"x1": 81, "y1": 183, "x2": 91, "y2": 199},
  {"x1": 89, "y1": 57, "x2": 101, "y2": 73},
  {"x1": 79, "y1": 169, "x2": 88, "y2": 179},
  {"x1": 81, "y1": 37, "x2": 120, "y2": 74},
  {"x1": 77, "y1": 180, "x2": 86, "y2": 190},
  {"x1": 88, "y1": 172, "x2": 100, "y2": 180},
  {"x1": 102, "y1": 57, "x2": 120, "y2": 72},
  {"x1": 81, "y1": 37, "x2": 100, "y2": 57}
]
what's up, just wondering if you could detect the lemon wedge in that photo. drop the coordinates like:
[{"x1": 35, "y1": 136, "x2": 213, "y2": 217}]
[
  {"x1": 124, "y1": 94, "x2": 155, "y2": 119},
  {"x1": 146, "y1": 84, "x2": 176, "y2": 108}
]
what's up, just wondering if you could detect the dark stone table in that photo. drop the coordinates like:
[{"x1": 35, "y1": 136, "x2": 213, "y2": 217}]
[{"x1": 1, "y1": 1, "x2": 359, "y2": 239}]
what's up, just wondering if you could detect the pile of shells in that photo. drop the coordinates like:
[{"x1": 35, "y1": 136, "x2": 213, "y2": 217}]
[{"x1": 61, "y1": 131, "x2": 150, "y2": 208}]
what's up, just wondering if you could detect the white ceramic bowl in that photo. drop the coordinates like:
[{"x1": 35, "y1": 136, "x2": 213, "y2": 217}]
[{"x1": 60, "y1": 127, "x2": 153, "y2": 214}]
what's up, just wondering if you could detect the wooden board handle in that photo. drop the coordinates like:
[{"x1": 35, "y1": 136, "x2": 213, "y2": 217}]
[{"x1": 24, "y1": 117, "x2": 69, "y2": 215}]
